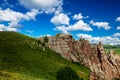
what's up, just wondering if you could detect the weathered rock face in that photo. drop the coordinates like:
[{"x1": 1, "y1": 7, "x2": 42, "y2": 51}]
[{"x1": 38, "y1": 34, "x2": 120, "y2": 80}]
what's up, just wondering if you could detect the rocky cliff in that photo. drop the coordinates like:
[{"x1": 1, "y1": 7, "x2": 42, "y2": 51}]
[{"x1": 39, "y1": 34, "x2": 120, "y2": 80}]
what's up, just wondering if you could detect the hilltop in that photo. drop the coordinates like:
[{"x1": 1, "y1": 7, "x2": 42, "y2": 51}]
[{"x1": 0, "y1": 32, "x2": 89, "y2": 80}]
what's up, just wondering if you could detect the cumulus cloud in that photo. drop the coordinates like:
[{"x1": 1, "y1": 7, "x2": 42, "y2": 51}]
[
  {"x1": 0, "y1": 8, "x2": 23, "y2": 22},
  {"x1": 77, "y1": 33, "x2": 92, "y2": 40},
  {"x1": 54, "y1": 25, "x2": 68, "y2": 33},
  {"x1": 77, "y1": 33, "x2": 120, "y2": 45},
  {"x1": 26, "y1": 30, "x2": 34, "y2": 33},
  {"x1": 113, "y1": 32, "x2": 120, "y2": 37},
  {"x1": 19, "y1": 0, "x2": 63, "y2": 14},
  {"x1": 67, "y1": 20, "x2": 92, "y2": 31},
  {"x1": 116, "y1": 17, "x2": 120, "y2": 22},
  {"x1": 90, "y1": 20, "x2": 111, "y2": 30},
  {"x1": 117, "y1": 26, "x2": 120, "y2": 30},
  {"x1": 25, "y1": 9, "x2": 39, "y2": 21},
  {"x1": 0, "y1": 8, "x2": 39, "y2": 31},
  {"x1": 73, "y1": 13, "x2": 89, "y2": 20},
  {"x1": 0, "y1": 24, "x2": 18, "y2": 31},
  {"x1": 55, "y1": 20, "x2": 93, "y2": 33},
  {"x1": 0, "y1": 8, "x2": 39, "y2": 22},
  {"x1": 50, "y1": 13, "x2": 70, "y2": 25},
  {"x1": 39, "y1": 34, "x2": 51, "y2": 37},
  {"x1": 73, "y1": 13, "x2": 83, "y2": 20}
]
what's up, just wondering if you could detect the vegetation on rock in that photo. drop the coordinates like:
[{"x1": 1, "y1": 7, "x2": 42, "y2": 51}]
[{"x1": 44, "y1": 36, "x2": 49, "y2": 43}]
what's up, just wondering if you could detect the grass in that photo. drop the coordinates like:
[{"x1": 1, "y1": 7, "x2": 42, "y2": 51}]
[
  {"x1": 103, "y1": 44, "x2": 120, "y2": 54},
  {"x1": 0, "y1": 31, "x2": 89, "y2": 80}
]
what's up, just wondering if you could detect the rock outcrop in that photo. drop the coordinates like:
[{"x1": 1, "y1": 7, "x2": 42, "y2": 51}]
[{"x1": 38, "y1": 33, "x2": 120, "y2": 80}]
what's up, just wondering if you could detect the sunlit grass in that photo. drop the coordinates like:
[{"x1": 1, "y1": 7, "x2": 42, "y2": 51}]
[{"x1": 0, "y1": 31, "x2": 89, "y2": 80}]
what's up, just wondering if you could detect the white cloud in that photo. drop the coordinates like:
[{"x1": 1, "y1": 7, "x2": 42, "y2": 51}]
[
  {"x1": 55, "y1": 20, "x2": 92, "y2": 33},
  {"x1": 0, "y1": 8, "x2": 39, "y2": 22},
  {"x1": 8, "y1": 22, "x2": 22, "y2": 28},
  {"x1": 113, "y1": 32, "x2": 120, "y2": 37},
  {"x1": 73, "y1": 13, "x2": 83, "y2": 20},
  {"x1": 46, "y1": 34, "x2": 51, "y2": 37},
  {"x1": 50, "y1": 13, "x2": 70, "y2": 25},
  {"x1": 0, "y1": 8, "x2": 24, "y2": 22},
  {"x1": 54, "y1": 25, "x2": 68, "y2": 33},
  {"x1": 25, "y1": 9, "x2": 39, "y2": 21},
  {"x1": 77, "y1": 33, "x2": 92, "y2": 40},
  {"x1": 73, "y1": 13, "x2": 89, "y2": 20},
  {"x1": 19, "y1": 0, "x2": 63, "y2": 14},
  {"x1": 0, "y1": 8, "x2": 39, "y2": 31},
  {"x1": 67, "y1": 20, "x2": 92, "y2": 31},
  {"x1": 117, "y1": 26, "x2": 120, "y2": 30},
  {"x1": 0, "y1": 24, "x2": 18, "y2": 32},
  {"x1": 77, "y1": 33, "x2": 120, "y2": 45},
  {"x1": 38, "y1": 34, "x2": 51, "y2": 37},
  {"x1": 26, "y1": 30, "x2": 34, "y2": 33},
  {"x1": 90, "y1": 20, "x2": 111, "y2": 30},
  {"x1": 116, "y1": 17, "x2": 120, "y2": 22}
]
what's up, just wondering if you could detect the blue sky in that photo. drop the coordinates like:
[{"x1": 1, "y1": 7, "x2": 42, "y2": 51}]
[{"x1": 0, "y1": 0, "x2": 120, "y2": 45}]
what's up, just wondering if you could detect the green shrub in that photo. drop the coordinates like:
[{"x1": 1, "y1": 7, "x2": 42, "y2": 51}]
[
  {"x1": 56, "y1": 66, "x2": 82, "y2": 80},
  {"x1": 44, "y1": 36, "x2": 48, "y2": 43}
]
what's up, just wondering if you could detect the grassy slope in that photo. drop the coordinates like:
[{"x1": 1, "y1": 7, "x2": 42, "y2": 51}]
[
  {"x1": 103, "y1": 44, "x2": 120, "y2": 54},
  {"x1": 0, "y1": 31, "x2": 89, "y2": 80}
]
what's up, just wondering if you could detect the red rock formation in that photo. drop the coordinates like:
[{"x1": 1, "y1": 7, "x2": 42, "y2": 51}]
[{"x1": 39, "y1": 33, "x2": 120, "y2": 80}]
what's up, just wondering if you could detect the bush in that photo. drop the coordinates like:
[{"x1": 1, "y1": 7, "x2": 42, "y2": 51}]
[
  {"x1": 37, "y1": 40, "x2": 41, "y2": 44},
  {"x1": 44, "y1": 36, "x2": 48, "y2": 43},
  {"x1": 56, "y1": 66, "x2": 82, "y2": 80}
]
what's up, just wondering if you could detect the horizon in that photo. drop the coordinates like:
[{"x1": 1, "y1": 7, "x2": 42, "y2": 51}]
[{"x1": 0, "y1": 0, "x2": 120, "y2": 45}]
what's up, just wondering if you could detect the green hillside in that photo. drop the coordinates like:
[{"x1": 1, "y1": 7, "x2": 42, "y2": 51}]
[
  {"x1": 0, "y1": 31, "x2": 89, "y2": 80},
  {"x1": 103, "y1": 44, "x2": 120, "y2": 54}
]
